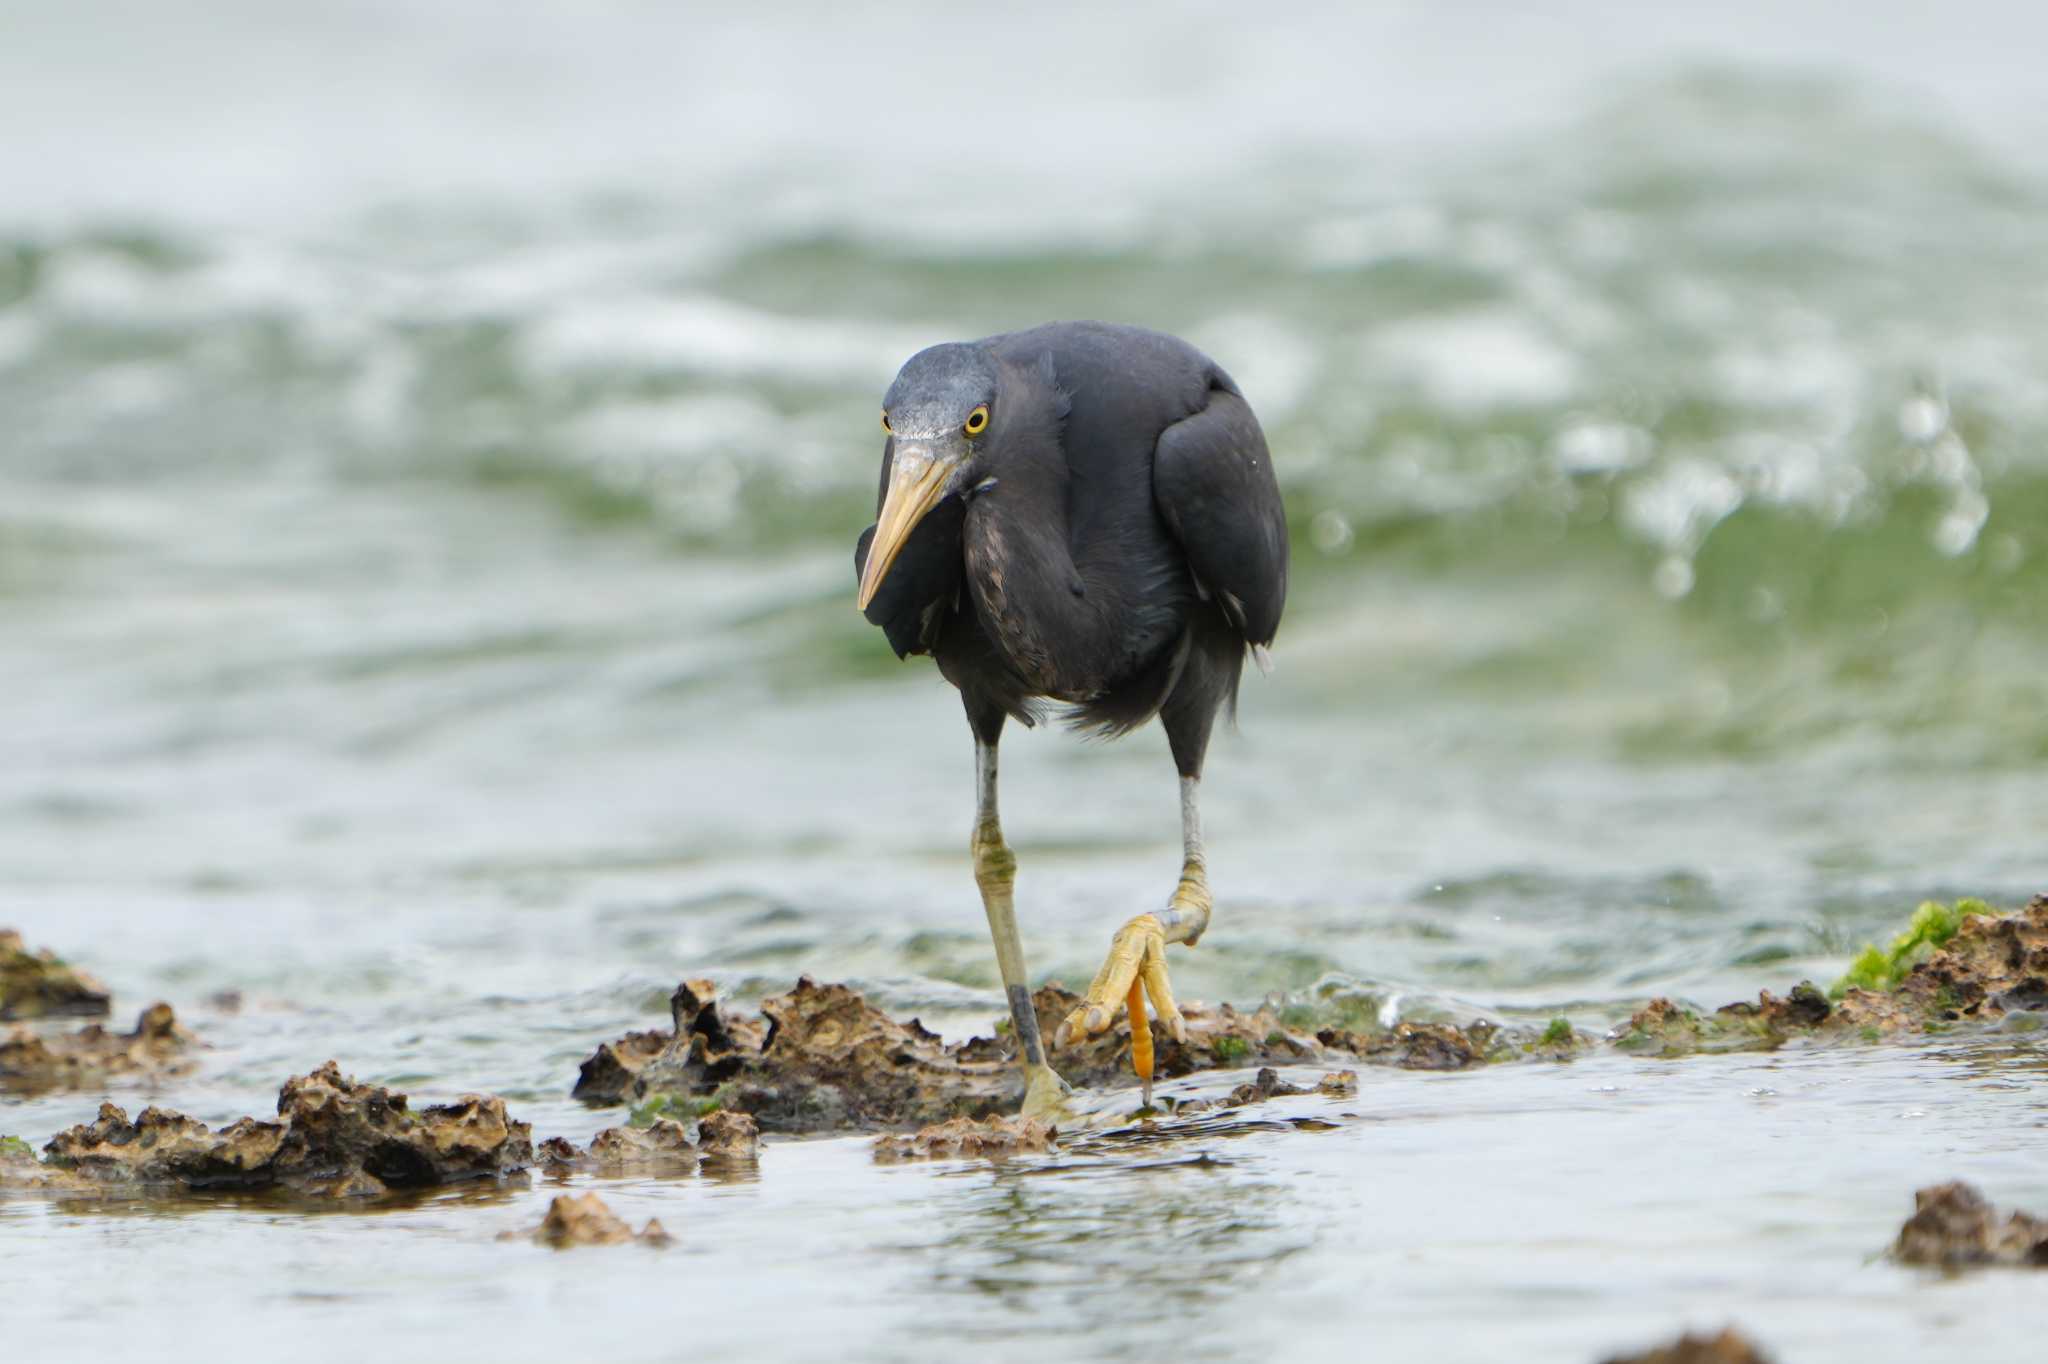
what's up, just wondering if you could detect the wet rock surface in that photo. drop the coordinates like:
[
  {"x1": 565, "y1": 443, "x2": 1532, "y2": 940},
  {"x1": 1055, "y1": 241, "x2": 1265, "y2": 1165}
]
[
  {"x1": 20, "y1": 1061, "x2": 531, "y2": 1197},
  {"x1": 1602, "y1": 1328, "x2": 1775, "y2": 1364},
  {"x1": 1315, "y1": 1019, "x2": 1506, "y2": 1069},
  {"x1": 0, "y1": 930, "x2": 111, "y2": 1020},
  {"x1": 569, "y1": 898, "x2": 2048, "y2": 1134},
  {"x1": 1893, "y1": 1181, "x2": 2048, "y2": 1269},
  {"x1": 1834, "y1": 895, "x2": 2048, "y2": 1035},
  {"x1": 577, "y1": 976, "x2": 1403, "y2": 1133},
  {"x1": 873, "y1": 1114, "x2": 1056, "y2": 1162},
  {"x1": 1617, "y1": 897, "x2": 2048, "y2": 1055},
  {"x1": 0, "y1": 1002, "x2": 196, "y2": 1093},
  {"x1": 538, "y1": 1107, "x2": 761, "y2": 1178},
  {"x1": 504, "y1": 1192, "x2": 670, "y2": 1248}
]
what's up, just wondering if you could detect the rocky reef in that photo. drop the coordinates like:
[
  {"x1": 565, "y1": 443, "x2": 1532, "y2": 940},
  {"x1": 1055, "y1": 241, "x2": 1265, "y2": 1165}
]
[
  {"x1": 0, "y1": 930, "x2": 111, "y2": 1020},
  {"x1": 573, "y1": 975, "x2": 1500, "y2": 1133},
  {"x1": 0, "y1": 1002, "x2": 195, "y2": 1093},
  {"x1": 538, "y1": 1109, "x2": 760, "y2": 1177},
  {"x1": 1614, "y1": 896, "x2": 2048, "y2": 1056},
  {"x1": 4, "y1": 1061, "x2": 532, "y2": 1198},
  {"x1": 569, "y1": 898, "x2": 2048, "y2": 1132},
  {"x1": 1893, "y1": 1181, "x2": 2048, "y2": 1269}
]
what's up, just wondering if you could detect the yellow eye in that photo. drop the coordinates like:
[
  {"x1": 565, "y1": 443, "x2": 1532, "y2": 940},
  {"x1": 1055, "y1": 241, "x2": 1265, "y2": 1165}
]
[
  {"x1": 880, "y1": 412, "x2": 892, "y2": 434},
  {"x1": 963, "y1": 405, "x2": 989, "y2": 436}
]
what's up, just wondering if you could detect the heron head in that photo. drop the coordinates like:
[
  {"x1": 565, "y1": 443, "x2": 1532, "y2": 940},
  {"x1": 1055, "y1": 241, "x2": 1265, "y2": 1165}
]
[{"x1": 857, "y1": 343, "x2": 1001, "y2": 610}]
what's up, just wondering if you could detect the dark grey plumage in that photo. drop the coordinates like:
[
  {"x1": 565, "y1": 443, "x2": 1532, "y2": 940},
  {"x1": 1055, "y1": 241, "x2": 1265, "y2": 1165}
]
[{"x1": 854, "y1": 321, "x2": 1288, "y2": 777}]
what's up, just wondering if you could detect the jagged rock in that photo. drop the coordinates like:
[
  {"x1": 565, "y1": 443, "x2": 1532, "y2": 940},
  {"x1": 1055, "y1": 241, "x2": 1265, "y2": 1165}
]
[
  {"x1": 1316, "y1": 1019, "x2": 1499, "y2": 1069},
  {"x1": 0, "y1": 1002, "x2": 195, "y2": 1093},
  {"x1": 575, "y1": 976, "x2": 1342, "y2": 1133},
  {"x1": 1616, "y1": 899, "x2": 2048, "y2": 1055},
  {"x1": 696, "y1": 1109, "x2": 759, "y2": 1162},
  {"x1": 0, "y1": 930, "x2": 110, "y2": 1020},
  {"x1": 1893, "y1": 1181, "x2": 2048, "y2": 1268},
  {"x1": 33, "y1": 1061, "x2": 530, "y2": 1195},
  {"x1": 504, "y1": 1192, "x2": 669, "y2": 1247},
  {"x1": 1616, "y1": 985, "x2": 1834, "y2": 1057},
  {"x1": 1602, "y1": 1328, "x2": 1775, "y2": 1364},
  {"x1": 1317, "y1": 1069, "x2": 1359, "y2": 1096},
  {"x1": 0, "y1": 1134, "x2": 95, "y2": 1194},
  {"x1": 568, "y1": 897, "x2": 2048, "y2": 1135},
  {"x1": 535, "y1": 1136, "x2": 582, "y2": 1171},
  {"x1": 872, "y1": 1114, "x2": 1055, "y2": 1162},
  {"x1": 538, "y1": 1106, "x2": 761, "y2": 1177},
  {"x1": 1836, "y1": 896, "x2": 2048, "y2": 1036},
  {"x1": 1225, "y1": 1067, "x2": 1306, "y2": 1105},
  {"x1": 588, "y1": 1119, "x2": 701, "y2": 1173}
]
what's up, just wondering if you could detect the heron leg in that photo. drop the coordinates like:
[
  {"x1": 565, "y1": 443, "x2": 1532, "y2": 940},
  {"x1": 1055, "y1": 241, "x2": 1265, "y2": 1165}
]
[
  {"x1": 1055, "y1": 776, "x2": 1206, "y2": 1092},
  {"x1": 971, "y1": 737, "x2": 1069, "y2": 1117}
]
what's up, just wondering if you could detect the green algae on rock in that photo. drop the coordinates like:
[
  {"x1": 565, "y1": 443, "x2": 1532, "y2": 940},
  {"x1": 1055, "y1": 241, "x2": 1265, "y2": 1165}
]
[
  {"x1": 23, "y1": 1061, "x2": 533, "y2": 1198},
  {"x1": 0, "y1": 930, "x2": 111, "y2": 1021},
  {"x1": 1893, "y1": 1181, "x2": 2048, "y2": 1269},
  {"x1": 0, "y1": 1002, "x2": 195, "y2": 1093},
  {"x1": 1831, "y1": 899, "x2": 1980, "y2": 997}
]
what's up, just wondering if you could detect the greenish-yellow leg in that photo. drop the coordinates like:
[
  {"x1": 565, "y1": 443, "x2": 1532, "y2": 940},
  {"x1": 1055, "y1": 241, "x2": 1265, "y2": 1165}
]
[{"x1": 973, "y1": 740, "x2": 1069, "y2": 1118}]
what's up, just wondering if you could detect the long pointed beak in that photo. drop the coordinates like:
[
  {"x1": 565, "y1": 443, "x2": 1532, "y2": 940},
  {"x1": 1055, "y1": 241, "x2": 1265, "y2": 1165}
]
[{"x1": 857, "y1": 447, "x2": 956, "y2": 611}]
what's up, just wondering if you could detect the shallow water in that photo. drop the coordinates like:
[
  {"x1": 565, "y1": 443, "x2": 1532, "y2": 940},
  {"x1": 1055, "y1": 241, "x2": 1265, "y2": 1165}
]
[{"x1": 4, "y1": 2, "x2": 2048, "y2": 1360}]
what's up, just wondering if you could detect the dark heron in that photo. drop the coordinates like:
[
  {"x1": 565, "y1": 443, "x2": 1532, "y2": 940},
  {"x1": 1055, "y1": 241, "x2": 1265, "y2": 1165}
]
[{"x1": 854, "y1": 321, "x2": 1288, "y2": 1112}]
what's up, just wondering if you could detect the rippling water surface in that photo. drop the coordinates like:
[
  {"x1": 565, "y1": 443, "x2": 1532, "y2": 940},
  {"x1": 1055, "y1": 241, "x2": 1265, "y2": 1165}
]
[{"x1": 3, "y1": 4, "x2": 2047, "y2": 1361}]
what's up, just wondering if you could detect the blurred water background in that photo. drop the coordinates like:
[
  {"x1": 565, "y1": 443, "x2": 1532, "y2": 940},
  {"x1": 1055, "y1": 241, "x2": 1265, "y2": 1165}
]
[{"x1": 3, "y1": 4, "x2": 2046, "y2": 1362}]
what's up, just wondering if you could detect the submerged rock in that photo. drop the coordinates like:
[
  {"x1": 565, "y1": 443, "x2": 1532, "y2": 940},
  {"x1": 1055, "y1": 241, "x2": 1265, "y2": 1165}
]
[
  {"x1": 540, "y1": 1106, "x2": 761, "y2": 1177},
  {"x1": 873, "y1": 1114, "x2": 1055, "y2": 1162},
  {"x1": 1893, "y1": 1181, "x2": 2048, "y2": 1268},
  {"x1": 1602, "y1": 1328, "x2": 1775, "y2": 1364},
  {"x1": 0, "y1": 1002, "x2": 195, "y2": 1093},
  {"x1": 31, "y1": 1061, "x2": 531, "y2": 1196},
  {"x1": 587, "y1": 1119, "x2": 702, "y2": 1173},
  {"x1": 504, "y1": 1192, "x2": 669, "y2": 1248},
  {"x1": 0, "y1": 930, "x2": 111, "y2": 1020}
]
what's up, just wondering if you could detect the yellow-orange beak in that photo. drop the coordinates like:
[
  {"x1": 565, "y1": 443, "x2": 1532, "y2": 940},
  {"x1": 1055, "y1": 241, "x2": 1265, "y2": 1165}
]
[{"x1": 856, "y1": 448, "x2": 957, "y2": 612}]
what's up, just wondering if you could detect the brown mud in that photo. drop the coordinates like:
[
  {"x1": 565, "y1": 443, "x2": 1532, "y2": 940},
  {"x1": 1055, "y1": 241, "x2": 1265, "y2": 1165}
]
[
  {"x1": 1, "y1": 1002, "x2": 196, "y2": 1093},
  {"x1": 2, "y1": 1061, "x2": 532, "y2": 1199},
  {"x1": 503, "y1": 1192, "x2": 671, "y2": 1248},
  {"x1": 1893, "y1": 1181, "x2": 2048, "y2": 1269},
  {"x1": 1602, "y1": 1329, "x2": 1776, "y2": 1364},
  {"x1": 0, "y1": 929, "x2": 111, "y2": 1020}
]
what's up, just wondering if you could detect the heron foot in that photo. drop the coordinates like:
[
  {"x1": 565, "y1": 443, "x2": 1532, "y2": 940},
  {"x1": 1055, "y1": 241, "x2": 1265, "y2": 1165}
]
[{"x1": 1054, "y1": 912, "x2": 1189, "y2": 1058}]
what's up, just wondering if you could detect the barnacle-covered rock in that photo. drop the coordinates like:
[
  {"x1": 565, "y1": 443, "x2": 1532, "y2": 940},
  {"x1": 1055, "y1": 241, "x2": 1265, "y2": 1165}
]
[
  {"x1": 0, "y1": 930, "x2": 110, "y2": 1020},
  {"x1": 33, "y1": 1061, "x2": 530, "y2": 1196},
  {"x1": 0, "y1": 1002, "x2": 195, "y2": 1093}
]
